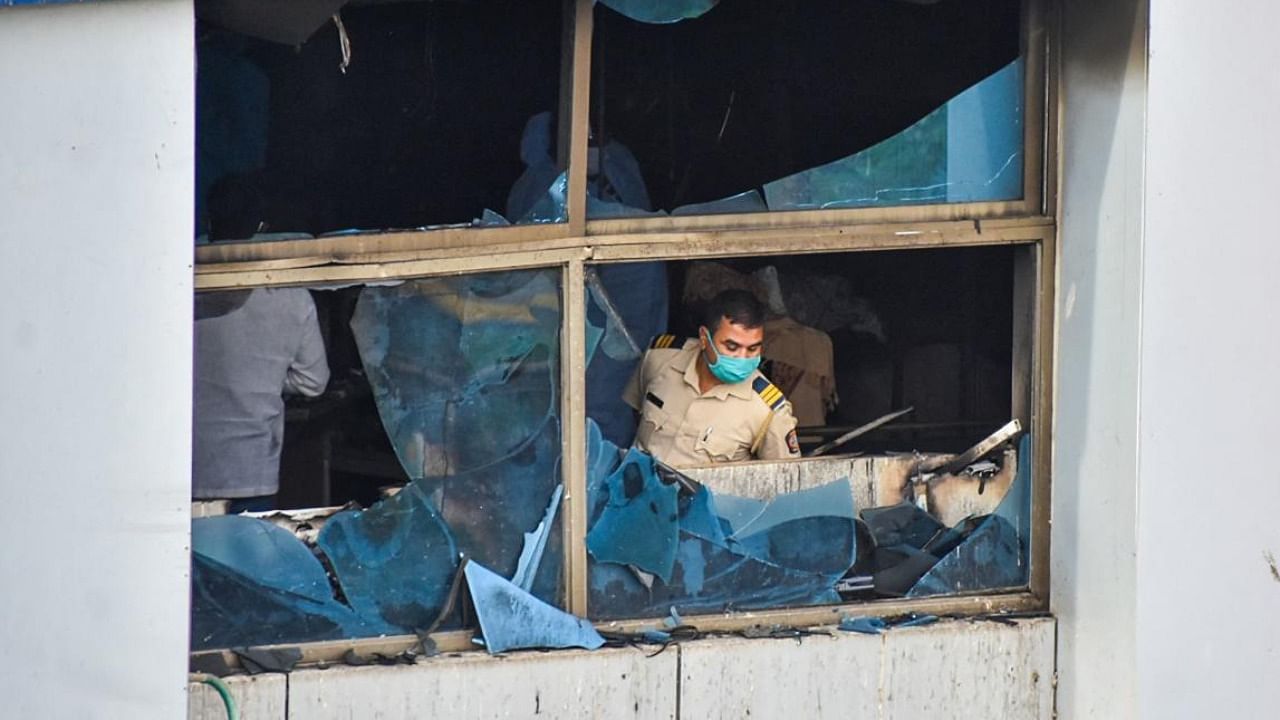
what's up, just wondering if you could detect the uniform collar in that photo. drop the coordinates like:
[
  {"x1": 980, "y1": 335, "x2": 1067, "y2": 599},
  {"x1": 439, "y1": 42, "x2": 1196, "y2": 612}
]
[{"x1": 668, "y1": 344, "x2": 755, "y2": 400}]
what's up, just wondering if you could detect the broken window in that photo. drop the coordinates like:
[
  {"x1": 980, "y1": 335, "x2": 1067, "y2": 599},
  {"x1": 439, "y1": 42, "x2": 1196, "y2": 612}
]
[
  {"x1": 589, "y1": 0, "x2": 1024, "y2": 218},
  {"x1": 581, "y1": 248, "x2": 1036, "y2": 619},
  {"x1": 191, "y1": 268, "x2": 567, "y2": 650},
  {"x1": 190, "y1": 0, "x2": 1050, "y2": 661},
  {"x1": 194, "y1": 0, "x2": 565, "y2": 242}
]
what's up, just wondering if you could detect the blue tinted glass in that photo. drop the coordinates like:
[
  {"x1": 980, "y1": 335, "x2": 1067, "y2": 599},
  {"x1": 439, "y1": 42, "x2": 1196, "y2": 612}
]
[{"x1": 764, "y1": 59, "x2": 1024, "y2": 209}]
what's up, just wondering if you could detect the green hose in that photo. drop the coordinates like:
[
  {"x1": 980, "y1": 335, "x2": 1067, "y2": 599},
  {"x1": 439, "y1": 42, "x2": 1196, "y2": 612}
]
[{"x1": 190, "y1": 673, "x2": 239, "y2": 720}]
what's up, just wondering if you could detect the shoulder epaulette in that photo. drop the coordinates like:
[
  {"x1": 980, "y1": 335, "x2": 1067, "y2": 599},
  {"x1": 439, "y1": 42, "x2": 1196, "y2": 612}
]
[
  {"x1": 752, "y1": 376, "x2": 787, "y2": 410},
  {"x1": 649, "y1": 334, "x2": 690, "y2": 350}
]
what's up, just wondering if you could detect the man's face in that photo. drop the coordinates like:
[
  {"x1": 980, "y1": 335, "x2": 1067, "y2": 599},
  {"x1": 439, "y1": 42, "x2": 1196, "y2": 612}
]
[{"x1": 701, "y1": 319, "x2": 764, "y2": 360}]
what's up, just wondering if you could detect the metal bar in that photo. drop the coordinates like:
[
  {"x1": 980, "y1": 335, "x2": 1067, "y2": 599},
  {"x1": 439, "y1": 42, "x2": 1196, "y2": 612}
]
[
  {"x1": 195, "y1": 247, "x2": 590, "y2": 291},
  {"x1": 194, "y1": 223, "x2": 570, "y2": 266},
  {"x1": 188, "y1": 591, "x2": 1046, "y2": 672},
  {"x1": 560, "y1": 259, "x2": 589, "y2": 615},
  {"x1": 586, "y1": 200, "x2": 1037, "y2": 236},
  {"x1": 1028, "y1": 229, "x2": 1056, "y2": 603},
  {"x1": 798, "y1": 420, "x2": 1006, "y2": 437},
  {"x1": 919, "y1": 418, "x2": 1023, "y2": 474},
  {"x1": 589, "y1": 221, "x2": 1053, "y2": 264},
  {"x1": 807, "y1": 406, "x2": 914, "y2": 457},
  {"x1": 564, "y1": 0, "x2": 594, "y2": 236}
]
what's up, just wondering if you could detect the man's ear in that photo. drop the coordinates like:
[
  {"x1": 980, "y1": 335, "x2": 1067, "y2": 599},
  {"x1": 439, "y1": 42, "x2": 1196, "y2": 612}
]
[{"x1": 697, "y1": 326, "x2": 710, "y2": 349}]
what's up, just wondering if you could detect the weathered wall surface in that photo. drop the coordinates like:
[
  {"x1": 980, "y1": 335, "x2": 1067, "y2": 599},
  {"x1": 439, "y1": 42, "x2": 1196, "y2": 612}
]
[
  {"x1": 0, "y1": 1, "x2": 195, "y2": 717},
  {"x1": 1053, "y1": 0, "x2": 1148, "y2": 716},
  {"x1": 190, "y1": 618, "x2": 1054, "y2": 720},
  {"x1": 1138, "y1": 1, "x2": 1280, "y2": 717}
]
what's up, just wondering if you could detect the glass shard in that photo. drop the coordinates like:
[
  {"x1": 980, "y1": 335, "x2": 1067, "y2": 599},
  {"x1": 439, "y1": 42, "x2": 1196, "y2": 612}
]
[
  {"x1": 190, "y1": 554, "x2": 386, "y2": 651},
  {"x1": 728, "y1": 479, "x2": 858, "y2": 577},
  {"x1": 317, "y1": 482, "x2": 460, "y2": 631},
  {"x1": 588, "y1": 456, "x2": 856, "y2": 619},
  {"x1": 586, "y1": 449, "x2": 681, "y2": 583},
  {"x1": 511, "y1": 484, "x2": 564, "y2": 592},
  {"x1": 351, "y1": 270, "x2": 561, "y2": 479},
  {"x1": 764, "y1": 59, "x2": 1024, "y2": 210},
  {"x1": 351, "y1": 269, "x2": 566, "y2": 608},
  {"x1": 907, "y1": 434, "x2": 1033, "y2": 596},
  {"x1": 586, "y1": 262, "x2": 669, "y2": 447},
  {"x1": 191, "y1": 515, "x2": 333, "y2": 604},
  {"x1": 599, "y1": 0, "x2": 719, "y2": 24},
  {"x1": 466, "y1": 562, "x2": 605, "y2": 654},
  {"x1": 190, "y1": 515, "x2": 393, "y2": 650}
]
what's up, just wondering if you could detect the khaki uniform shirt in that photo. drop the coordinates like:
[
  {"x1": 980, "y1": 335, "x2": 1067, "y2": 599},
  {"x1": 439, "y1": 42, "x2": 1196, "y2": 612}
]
[{"x1": 622, "y1": 338, "x2": 801, "y2": 467}]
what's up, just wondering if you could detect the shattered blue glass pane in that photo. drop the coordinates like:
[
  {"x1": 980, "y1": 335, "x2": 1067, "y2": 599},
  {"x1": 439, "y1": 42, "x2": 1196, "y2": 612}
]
[
  {"x1": 591, "y1": 532, "x2": 843, "y2": 620},
  {"x1": 190, "y1": 554, "x2": 392, "y2": 651},
  {"x1": 585, "y1": 262, "x2": 669, "y2": 447},
  {"x1": 317, "y1": 482, "x2": 460, "y2": 631},
  {"x1": 466, "y1": 562, "x2": 605, "y2": 654},
  {"x1": 588, "y1": 456, "x2": 857, "y2": 620},
  {"x1": 728, "y1": 479, "x2": 857, "y2": 577},
  {"x1": 586, "y1": 418, "x2": 623, "y2": 499},
  {"x1": 418, "y1": 422, "x2": 565, "y2": 605},
  {"x1": 192, "y1": 515, "x2": 333, "y2": 604},
  {"x1": 351, "y1": 271, "x2": 561, "y2": 479},
  {"x1": 677, "y1": 486, "x2": 728, "y2": 546},
  {"x1": 586, "y1": 449, "x2": 680, "y2": 583},
  {"x1": 764, "y1": 59, "x2": 1023, "y2": 210},
  {"x1": 599, "y1": 0, "x2": 719, "y2": 24},
  {"x1": 712, "y1": 494, "x2": 766, "y2": 534},
  {"x1": 907, "y1": 434, "x2": 1033, "y2": 597},
  {"x1": 351, "y1": 269, "x2": 566, "y2": 610},
  {"x1": 189, "y1": 514, "x2": 401, "y2": 650}
]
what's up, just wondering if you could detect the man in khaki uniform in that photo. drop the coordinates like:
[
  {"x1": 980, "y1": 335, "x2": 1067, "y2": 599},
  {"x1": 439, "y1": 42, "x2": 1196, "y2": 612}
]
[{"x1": 623, "y1": 289, "x2": 801, "y2": 467}]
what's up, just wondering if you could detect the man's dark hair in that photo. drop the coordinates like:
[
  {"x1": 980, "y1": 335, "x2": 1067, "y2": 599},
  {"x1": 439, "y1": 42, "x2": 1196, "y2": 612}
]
[{"x1": 701, "y1": 289, "x2": 765, "y2": 333}]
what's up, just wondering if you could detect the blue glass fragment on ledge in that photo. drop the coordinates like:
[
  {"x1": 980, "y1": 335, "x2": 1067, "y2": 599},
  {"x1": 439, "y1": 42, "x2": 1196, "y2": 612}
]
[
  {"x1": 192, "y1": 515, "x2": 333, "y2": 604},
  {"x1": 466, "y1": 562, "x2": 605, "y2": 654},
  {"x1": 191, "y1": 515, "x2": 396, "y2": 650},
  {"x1": 317, "y1": 483, "x2": 460, "y2": 632}
]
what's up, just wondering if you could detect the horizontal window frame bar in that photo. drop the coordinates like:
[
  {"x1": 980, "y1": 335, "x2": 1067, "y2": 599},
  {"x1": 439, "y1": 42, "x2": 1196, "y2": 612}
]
[
  {"x1": 187, "y1": 590, "x2": 1046, "y2": 672},
  {"x1": 194, "y1": 216, "x2": 1052, "y2": 290}
]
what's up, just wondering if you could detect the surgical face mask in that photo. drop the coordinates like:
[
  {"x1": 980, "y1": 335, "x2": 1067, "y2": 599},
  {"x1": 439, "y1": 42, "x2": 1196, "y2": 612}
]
[{"x1": 702, "y1": 329, "x2": 761, "y2": 384}]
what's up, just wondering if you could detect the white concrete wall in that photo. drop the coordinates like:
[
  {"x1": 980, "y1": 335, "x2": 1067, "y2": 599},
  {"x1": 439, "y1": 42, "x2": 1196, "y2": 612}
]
[
  {"x1": 1052, "y1": 0, "x2": 1148, "y2": 717},
  {"x1": 190, "y1": 619, "x2": 1055, "y2": 720},
  {"x1": 0, "y1": 1, "x2": 195, "y2": 718},
  {"x1": 1138, "y1": 2, "x2": 1280, "y2": 717}
]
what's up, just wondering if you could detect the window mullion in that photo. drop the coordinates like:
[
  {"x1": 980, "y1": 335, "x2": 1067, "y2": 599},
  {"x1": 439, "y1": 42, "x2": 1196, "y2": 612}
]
[{"x1": 560, "y1": 258, "x2": 590, "y2": 615}]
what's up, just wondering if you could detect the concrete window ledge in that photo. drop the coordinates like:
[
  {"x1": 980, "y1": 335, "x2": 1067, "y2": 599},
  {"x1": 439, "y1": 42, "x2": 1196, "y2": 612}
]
[{"x1": 189, "y1": 616, "x2": 1054, "y2": 720}]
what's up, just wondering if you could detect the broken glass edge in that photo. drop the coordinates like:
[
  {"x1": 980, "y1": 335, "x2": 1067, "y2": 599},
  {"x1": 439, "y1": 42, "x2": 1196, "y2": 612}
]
[
  {"x1": 466, "y1": 561, "x2": 605, "y2": 654},
  {"x1": 598, "y1": 0, "x2": 720, "y2": 25},
  {"x1": 905, "y1": 433, "x2": 1033, "y2": 597},
  {"x1": 763, "y1": 58, "x2": 1025, "y2": 211},
  {"x1": 586, "y1": 448, "x2": 681, "y2": 583}
]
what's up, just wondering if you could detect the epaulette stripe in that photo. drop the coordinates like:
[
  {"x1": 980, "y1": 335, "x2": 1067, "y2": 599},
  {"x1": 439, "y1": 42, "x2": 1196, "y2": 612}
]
[
  {"x1": 650, "y1": 334, "x2": 688, "y2": 349},
  {"x1": 752, "y1": 377, "x2": 786, "y2": 409}
]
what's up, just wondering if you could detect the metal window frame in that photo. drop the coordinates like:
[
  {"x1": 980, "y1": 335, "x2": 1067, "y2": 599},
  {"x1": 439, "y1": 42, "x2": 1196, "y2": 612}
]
[{"x1": 189, "y1": 0, "x2": 1056, "y2": 668}]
